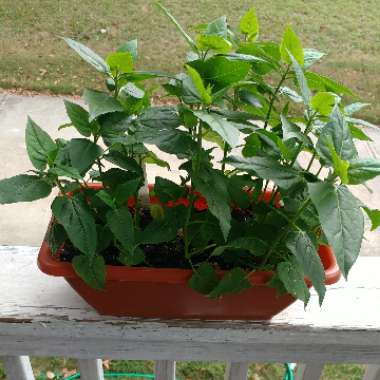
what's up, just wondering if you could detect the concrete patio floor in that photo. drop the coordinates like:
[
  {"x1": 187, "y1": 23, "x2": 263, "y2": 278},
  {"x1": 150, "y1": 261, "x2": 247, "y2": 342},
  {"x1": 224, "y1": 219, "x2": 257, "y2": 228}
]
[{"x1": 0, "y1": 92, "x2": 379, "y2": 256}]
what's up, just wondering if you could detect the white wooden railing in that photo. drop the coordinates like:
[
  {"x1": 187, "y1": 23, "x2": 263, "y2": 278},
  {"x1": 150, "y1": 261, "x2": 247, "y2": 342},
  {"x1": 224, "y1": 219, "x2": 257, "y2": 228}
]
[{"x1": 1, "y1": 246, "x2": 380, "y2": 380}]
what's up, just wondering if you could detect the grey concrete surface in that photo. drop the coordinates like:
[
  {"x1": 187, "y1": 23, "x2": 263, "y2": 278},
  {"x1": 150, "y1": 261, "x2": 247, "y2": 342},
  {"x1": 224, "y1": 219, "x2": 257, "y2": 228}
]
[{"x1": 0, "y1": 93, "x2": 379, "y2": 256}]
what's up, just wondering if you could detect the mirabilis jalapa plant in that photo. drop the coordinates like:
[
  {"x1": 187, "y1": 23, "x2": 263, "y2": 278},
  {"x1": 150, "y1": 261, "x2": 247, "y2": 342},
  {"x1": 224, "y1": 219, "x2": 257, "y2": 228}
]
[{"x1": 1, "y1": 2, "x2": 380, "y2": 306}]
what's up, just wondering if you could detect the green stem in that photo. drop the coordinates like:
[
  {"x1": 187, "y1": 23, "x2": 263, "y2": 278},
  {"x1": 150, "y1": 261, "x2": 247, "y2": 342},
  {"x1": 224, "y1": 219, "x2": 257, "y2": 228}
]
[
  {"x1": 263, "y1": 65, "x2": 290, "y2": 130},
  {"x1": 189, "y1": 243, "x2": 217, "y2": 257},
  {"x1": 306, "y1": 151, "x2": 317, "y2": 172}
]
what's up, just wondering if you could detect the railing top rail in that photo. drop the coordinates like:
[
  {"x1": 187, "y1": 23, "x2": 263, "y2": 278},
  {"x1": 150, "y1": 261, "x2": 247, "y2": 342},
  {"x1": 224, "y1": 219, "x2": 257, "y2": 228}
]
[{"x1": 1, "y1": 245, "x2": 380, "y2": 363}]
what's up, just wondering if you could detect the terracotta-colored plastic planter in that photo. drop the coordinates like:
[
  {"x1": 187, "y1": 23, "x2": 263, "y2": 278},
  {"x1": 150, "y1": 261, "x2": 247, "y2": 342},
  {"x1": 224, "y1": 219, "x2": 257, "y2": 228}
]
[{"x1": 38, "y1": 241, "x2": 340, "y2": 320}]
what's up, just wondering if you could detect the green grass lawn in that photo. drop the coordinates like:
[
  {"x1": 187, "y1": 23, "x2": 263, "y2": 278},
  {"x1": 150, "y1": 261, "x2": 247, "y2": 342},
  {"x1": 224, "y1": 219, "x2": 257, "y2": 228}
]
[
  {"x1": 0, "y1": 358, "x2": 366, "y2": 380},
  {"x1": 0, "y1": 0, "x2": 379, "y2": 123}
]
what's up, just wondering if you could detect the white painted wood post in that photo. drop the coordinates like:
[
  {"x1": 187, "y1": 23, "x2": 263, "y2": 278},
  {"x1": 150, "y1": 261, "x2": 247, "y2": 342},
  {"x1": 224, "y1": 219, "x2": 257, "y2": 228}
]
[
  {"x1": 363, "y1": 365, "x2": 380, "y2": 380},
  {"x1": 295, "y1": 363, "x2": 324, "y2": 380},
  {"x1": 78, "y1": 359, "x2": 104, "y2": 380},
  {"x1": 1, "y1": 356, "x2": 35, "y2": 380},
  {"x1": 155, "y1": 360, "x2": 176, "y2": 380},
  {"x1": 224, "y1": 362, "x2": 249, "y2": 380}
]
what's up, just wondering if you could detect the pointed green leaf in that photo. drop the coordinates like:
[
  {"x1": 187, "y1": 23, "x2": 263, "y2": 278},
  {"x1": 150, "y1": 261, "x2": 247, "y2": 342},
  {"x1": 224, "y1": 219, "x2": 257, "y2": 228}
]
[
  {"x1": 277, "y1": 257, "x2": 310, "y2": 303},
  {"x1": 106, "y1": 207, "x2": 134, "y2": 250},
  {"x1": 117, "y1": 39, "x2": 138, "y2": 61},
  {"x1": 344, "y1": 102, "x2": 370, "y2": 116},
  {"x1": 308, "y1": 182, "x2": 364, "y2": 277},
  {"x1": 49, "y1": 165, "x2": 82, "y2": 180},
  {"x1": 185, "y1": 65, "x2": 212, "y2": 105},
  {"x1": 193, "y1": 111, "x2": 240, "y2": 148},
  {"x1": 280, "y1": 26, "x2": 304, "y2": 66},
  {"x1": 193, "y1": 168, "x2": 231, "y2": 241},
  {"x1": 83, "y1": 89, "x2": 123, "y2": 122},
  {"x1": 226, "y1": 155, "x2": 302, "y2": 190},
  {"x1": 206, "y1": 16, "x2": 228, "y2": 38},
  {"x1": 363, "y1": 208, "x2": 380, "y2": 231},
  {"x1": 25, "y1": 117, "x2": 56, "y2": 170},
  {"x1": 72, "y1": 254, "x2": 105, "y2": 289},
  {"x1": 288, "y1": 52, "x2": 310, "y2": 106},
  {"x1": 286, "y1": 231, "x2": 326, "y2": 305},
  {"x1": 64, "y1": 100, "x2": 93, "y2": 137},
  {"x1": 349, "y1": 125, "x2": 372, "y2": 142},
  {"x1": 106, "y1": 51, "x2": 134, "y2": 75},
  {"x1": 208, "y1": 268, "x2": 251, "y2": 298},
  {"x1": 311, "y1": 92, "x2": 337, "y2": 116},
  {"x1": 196, "y1": 34, "x2": 232, "y2": 54},
  {"x1": 51, "y1": 195, "x2": 97, "y2": 256},
  {"x1": 240, "y1": 8, "x2": 259, "y2": 41},
  {"x1": 68, "y1": 138, "x2": 103, "y2": 174},
  {"x1": 64, "y1": 37, "x2": 109, "y2": 74},
  {"x1": 317, "y1": 107, "x2": 357, "y2": 164},
  {"x1": 303, "y1": 48, "x2": 325, "y2": 68},
  {"x1": 188, "y1": 263, "x2": 219, "y2": 295},
  {"x1": 348, "y1": 158, "x2": 380, "y2": 185},
  {"x1": 0, "y1": 175, "x2": 52, "y2": 204}
]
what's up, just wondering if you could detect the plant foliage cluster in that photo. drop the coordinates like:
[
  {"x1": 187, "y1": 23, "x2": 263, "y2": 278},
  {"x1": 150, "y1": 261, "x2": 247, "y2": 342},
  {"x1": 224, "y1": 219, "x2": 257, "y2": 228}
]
[{"x1": 1, "y1": 3, "x2": 380, "y2": 304}]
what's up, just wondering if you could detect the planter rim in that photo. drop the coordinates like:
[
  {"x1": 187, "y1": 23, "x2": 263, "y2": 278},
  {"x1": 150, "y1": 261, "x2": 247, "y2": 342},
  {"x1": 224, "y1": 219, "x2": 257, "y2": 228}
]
[{"x1": 38, "y1": 241, "x2": 340, "y2": 286}]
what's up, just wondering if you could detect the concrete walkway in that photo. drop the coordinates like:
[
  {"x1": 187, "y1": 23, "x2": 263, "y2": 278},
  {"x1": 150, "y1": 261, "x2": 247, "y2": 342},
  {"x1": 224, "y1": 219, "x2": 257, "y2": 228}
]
[{"x1": 0, "y1": 93, "x2": 379, "y2": 256}]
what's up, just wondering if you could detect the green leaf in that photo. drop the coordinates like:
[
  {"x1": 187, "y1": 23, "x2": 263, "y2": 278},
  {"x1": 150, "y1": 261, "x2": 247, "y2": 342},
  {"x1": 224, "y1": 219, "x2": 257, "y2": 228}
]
[
  {"x1": 117, "y1": 39, "x2": 138, "y2": 61},
  {"x1": 104, "y1": 152, "x2": 143, "y2": 174},
  {"x1": 51, "y1": 195, "x2": 97, "y2": 256},
  {"x1": 208, "y1": 268, "x2": 251, "y2": 298},
  {"x1": 64, "y1": 100, "x2": 93, "y2": 137},
  {"x1": 64, "y1": 37, "x2": 109, "y2": 74},
  {"x1": 185, "y1": 65, "x2": 212, "y2": 105},
  {"x1": 196, "y1": 34, "x2": 232, "y2": 54},
  {"x1": 226, "y1": 155, "x2": 302, "y2": 190},
  {"x1": 363, "y1": 208, "x2": 380, "y2": 231},
  {"x1": 154, "y1": 177, "x2": 185, "y2": 203},
  {"x1": 155, "y1": 2, "x2": 198, "y2": 52},
  {"x1": 347, "y1": 158, "x2": 380, "y2": 185},
  {"x1": 240, "y1": 8, "x2": 259, "y2": 41},
  {"x1": 25, "y1": 117, "x2": 56, "y2": 170},
  {"x1": 288, "y1": 52, "x2": 310, "y2": 106},
  {"x1": 96, "y1": 190, "x2": 115, "y2": 209},
  {"x1": 279, "y1": 86, "x2": 303, "y2": 103},
  {"x1": 106, "y1": 51, "x2": 133, "y2": 75},
  {"x1": 144, "y1": 151, "x2": 170, "y2": 169},
  {"x1": 317, "y1": 107, "x2": 357, "y2": 164},
  {"x1": 136, "y1": 106, "x2": 181, "y2": 129},
  {"x1": 193, "y1": 111, "x2": 240, "y2": 148},
  {"x1": 106, "y1": 207, "x2": 134, "y2": 250},
  {"x1": 349, "y1": 125, "x2": 372, "y2": 142},
  {"x1": 193, "y1": 168, "x2": 231, "y2": 241},
  {"x1": 188, "y1": 263, "x2": 219, "y2": 295},
  {"x1": 277, "y1": 257, "x2": 310, "y2": 303},
  {"x1": 0, "y1": 175, "x2": 52, "y2": 204},
  {"x1": 72, "y1": 254, "x2": 105, "y2": 289},
  {"x1": 138, "y1": 217, "x2": 179, "y2": 244},
  {"x1": 119, "y1": 246, "x2": 145, "y2": 266},
  {"x1": 242, "y1": 133, "x2": 261, "y2": 157},
  {"x1": 119, "y1": 82, "x2": 145, "y2": 99},
  {"x1": 280, "y1": 26, "x2": 304, "y2": 66},
  {"x1": 303, "y1": 48, "x2": 325, "y2": 68},
  {"x1": 280, "y1": 114, "x2": 307, "y2": 143},
  {"x1": 286, "y1": 231, "x2": 326, "y2": 305},
  {"x1": 311, "y1": 92, "x2": 337, "y2": 116},
  {"x1": 346, "y1": 117, "x2": 378, "y2": 130},
  {"x1": 83, "y1": 89, "x2": 123, "y2": 122},
  {"x1": 308, "y1": 182, "x2": 364, "y2": 277},
  {"x1": 189, "y1": 57, "x2": 251, "y2": 92},
  {"x1": 47, "y1": 223, "x2": 67, "y2": 255},
  {"x1": 49, "y1": 165, "x2": 82, "y2": 180},
  {"x1": 306, "y1": 71, "x2": 355, "y2": 97},
  {"x1": 68, "y1": 138, "x2": 103, "y2": 174},
  {"x1": 114, "y1": 178, "x2": 141, "y2": 206},
  {"x1": 205, "y1": 16, "x2": 228, "y2": 38},
  {"x1": 344, "y1": 102, "x2": 370, "y2": 116},
  {"x1": 329, "y1": 143, "x2": 350, "y2": 184}
]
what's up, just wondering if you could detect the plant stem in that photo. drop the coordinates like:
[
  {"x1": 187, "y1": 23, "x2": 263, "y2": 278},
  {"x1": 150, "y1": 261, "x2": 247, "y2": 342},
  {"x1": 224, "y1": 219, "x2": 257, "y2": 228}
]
[
  {"x1": 306, "y1": 151, "x2": 317, "y2": 172},
  {"x1": 263, "y1": 65, "x2": 290, "y2": 130}
]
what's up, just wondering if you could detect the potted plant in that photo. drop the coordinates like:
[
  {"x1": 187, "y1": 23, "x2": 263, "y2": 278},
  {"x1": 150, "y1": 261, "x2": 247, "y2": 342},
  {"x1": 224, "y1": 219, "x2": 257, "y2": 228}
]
[{"x1": 1, "y1": 3, "x2": 379, "y2": 320}]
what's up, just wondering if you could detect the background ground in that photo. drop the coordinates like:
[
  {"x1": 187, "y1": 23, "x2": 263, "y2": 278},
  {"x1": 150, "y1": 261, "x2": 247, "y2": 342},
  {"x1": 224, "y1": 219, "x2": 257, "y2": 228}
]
[
  {"x1": 0, "y1": 1, "x2": 378, "y2": 379},
  {"x1": 0, "y1": 0, "x2": 379, "y2": 123}
]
